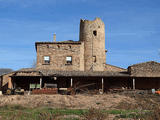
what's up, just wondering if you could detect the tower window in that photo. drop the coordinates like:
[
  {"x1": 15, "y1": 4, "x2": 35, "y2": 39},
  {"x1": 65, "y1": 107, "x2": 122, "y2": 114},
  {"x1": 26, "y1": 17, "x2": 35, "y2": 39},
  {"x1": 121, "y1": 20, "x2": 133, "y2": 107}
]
[
  {"x1": 93, "y1": 56, "x2": 96, "y2": 62},
  {"x1": 44, "y1": 56, "x2": 50, "y2": 64},
  {"x1": 93, "y1": 30, "x2": 97, "y2": 36},
  {"x1": 66, "y1": 56, "x2": 72, "y2": 65}
]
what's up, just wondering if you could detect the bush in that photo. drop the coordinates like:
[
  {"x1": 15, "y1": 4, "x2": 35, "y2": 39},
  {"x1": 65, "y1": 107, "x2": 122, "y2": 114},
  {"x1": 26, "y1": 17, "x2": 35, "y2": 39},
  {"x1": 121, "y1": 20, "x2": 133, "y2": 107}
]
[
  {"x1": 38, "y1": 112, "x2": 59, "y2": 120},
  {"x1": 82, "y1": 108, "x2": 108, "y2": 120}
]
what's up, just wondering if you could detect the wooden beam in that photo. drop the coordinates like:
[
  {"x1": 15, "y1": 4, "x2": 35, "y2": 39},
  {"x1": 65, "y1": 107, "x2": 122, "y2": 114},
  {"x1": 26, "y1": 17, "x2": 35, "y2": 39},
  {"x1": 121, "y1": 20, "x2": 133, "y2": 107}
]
[
  {"x1": 133, "y1": 78, "x2": 135, "y2": 90},
  {"x1": 13, "y1": 83, "x2": 16, "y2": 89},
  {"x1": 102, "y1": 78, "x2": 104, "y2": 94},
  {"x1": 40, "y1": 77, "x2": 42, "y2": 89},
  {"x1": 71, "y1": 78, "x2": 73, "y2": 87}
]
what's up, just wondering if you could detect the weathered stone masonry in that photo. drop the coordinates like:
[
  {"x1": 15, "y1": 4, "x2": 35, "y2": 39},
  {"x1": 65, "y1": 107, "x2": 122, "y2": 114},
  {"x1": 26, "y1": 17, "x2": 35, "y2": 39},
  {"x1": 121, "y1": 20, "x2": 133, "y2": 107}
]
[
  {"x1": 80, "y1": 18, "x2": 106, "y2": 71},
  {"x1": 36, "y1": 42, "x2": 84, "y2": 71},
  {"x1": 36, "y1": 18, "x2": 106, "y2": 72},
  {"x1": 2, "y1": 18, "x2": 160, "y2": 92}
]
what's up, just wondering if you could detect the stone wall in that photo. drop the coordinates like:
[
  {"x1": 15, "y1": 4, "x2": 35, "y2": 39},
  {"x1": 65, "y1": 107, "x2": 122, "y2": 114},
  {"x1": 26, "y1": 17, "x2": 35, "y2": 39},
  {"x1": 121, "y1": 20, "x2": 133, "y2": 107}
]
[
  {"x1": 105, "y1": 64, "x2": 126, "y2": 72},
  {"x1": 36, "y1": 18, "x2": 108, "y2": 72},
  {"x1": 128, "y1": 61, "x2": 160, "y2": 77},
  {"x1": 79, "y1": 18, "x2": 106, "y2": 71},
  {"x1": 36, "y1": 42, "x2": 84, "y2": 71},
  {"x1": 1, "y1": 73, "x2": 14, "y2": 90}
]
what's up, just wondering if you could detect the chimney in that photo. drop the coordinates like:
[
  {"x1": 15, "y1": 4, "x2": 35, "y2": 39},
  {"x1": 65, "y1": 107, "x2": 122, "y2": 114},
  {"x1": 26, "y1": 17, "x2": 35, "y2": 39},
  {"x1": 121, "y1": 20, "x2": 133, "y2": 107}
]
[{"x1": 53, "y1": 33, "x2": 56, "y2": 42}]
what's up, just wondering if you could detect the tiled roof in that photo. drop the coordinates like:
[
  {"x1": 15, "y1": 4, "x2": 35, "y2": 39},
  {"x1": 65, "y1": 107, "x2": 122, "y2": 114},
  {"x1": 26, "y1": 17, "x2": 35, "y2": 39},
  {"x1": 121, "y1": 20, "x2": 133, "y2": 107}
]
[
  {"x1": 39, "y1": 69, "x2": 129, "y2": 77},
  {"x1": 128, "y1": 61, "x2": 160, "y2": 77},
  {"x1": 12, "y1": 68, "x2": 129, "y2": 77}
]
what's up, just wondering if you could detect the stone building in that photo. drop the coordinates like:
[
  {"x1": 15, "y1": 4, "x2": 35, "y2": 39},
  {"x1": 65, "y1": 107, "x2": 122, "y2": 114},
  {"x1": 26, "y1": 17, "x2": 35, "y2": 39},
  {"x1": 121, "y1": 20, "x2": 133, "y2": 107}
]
[
  {"x1": 1, "y1": 18, "x2": 160, "y2": 94},
  {"x1": 36, "y1": 18, "x2": 106, "y2": 71}
]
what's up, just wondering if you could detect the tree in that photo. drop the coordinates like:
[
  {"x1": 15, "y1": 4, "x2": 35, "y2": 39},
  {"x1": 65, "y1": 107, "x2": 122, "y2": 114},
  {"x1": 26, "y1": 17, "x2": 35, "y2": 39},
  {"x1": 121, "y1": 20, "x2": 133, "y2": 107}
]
[{"x1": 31, "y1": 59, "x2": 37, "y2": 68}]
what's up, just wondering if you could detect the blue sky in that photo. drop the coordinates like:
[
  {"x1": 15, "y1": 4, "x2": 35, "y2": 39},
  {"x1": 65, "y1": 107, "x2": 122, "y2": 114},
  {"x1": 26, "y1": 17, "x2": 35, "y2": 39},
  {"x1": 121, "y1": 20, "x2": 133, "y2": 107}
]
[{"x1": 0, "y1": 0, "x2": 160, "y2": 70}]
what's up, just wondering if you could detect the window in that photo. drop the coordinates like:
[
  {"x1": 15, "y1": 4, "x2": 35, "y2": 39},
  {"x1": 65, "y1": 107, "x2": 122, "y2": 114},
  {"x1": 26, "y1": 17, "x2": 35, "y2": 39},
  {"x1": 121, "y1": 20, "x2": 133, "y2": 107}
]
[
  {"x1": 93, "y1": 56, "x2": 96, "y2": 62},
  {"x1": 44, "y1": 56, "x2": 50, "y2": 64},
  {"x1": 66, "y1": 56, "x2": 72, "y2": 65},
  {"x1": 93, "y1": 30, "x2": 97, "y2": 36}
]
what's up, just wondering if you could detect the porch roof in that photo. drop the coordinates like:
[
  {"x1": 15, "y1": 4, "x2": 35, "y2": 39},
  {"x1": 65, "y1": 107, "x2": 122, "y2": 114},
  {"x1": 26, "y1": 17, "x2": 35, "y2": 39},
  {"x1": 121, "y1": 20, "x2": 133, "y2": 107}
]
[
  {"x1": 11, "y1": 68, "x2": 42, "y2": 77},
  {"x1": 39, "y1": 69, "x2": 129, "y2": 77},
  {"x1": 11, "y1": 68, "x2": 129, "y2": 77}
]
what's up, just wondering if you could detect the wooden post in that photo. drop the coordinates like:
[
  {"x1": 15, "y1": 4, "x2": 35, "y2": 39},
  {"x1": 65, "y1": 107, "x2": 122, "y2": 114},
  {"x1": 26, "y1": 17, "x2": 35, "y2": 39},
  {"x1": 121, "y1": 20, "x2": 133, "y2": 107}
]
[
  {"x1": 13, "y1": 82, "x2": 16, "y2": 89},
  {"x1": 10, "y1": 77, "x2": 13, "y2": 89},
  {"x1": 71, "y1": 78, "x2": 73, "y2": 87},
  {"x1": 102, "y1": 78, "x2": 104, "y2": 94},
  {"x1": 40, "y1": 77, "x2": 42, "y2": 89},
  {"x1": 133, "y1": 78, "x2": 135, "y2": 90}
]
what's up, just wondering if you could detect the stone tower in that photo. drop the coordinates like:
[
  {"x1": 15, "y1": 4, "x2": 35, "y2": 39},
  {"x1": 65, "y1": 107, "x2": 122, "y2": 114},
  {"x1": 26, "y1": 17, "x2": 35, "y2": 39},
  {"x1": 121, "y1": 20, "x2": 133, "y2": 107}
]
[{"x1": 79, "y1": 18, "x2": 106, "y2": 71}]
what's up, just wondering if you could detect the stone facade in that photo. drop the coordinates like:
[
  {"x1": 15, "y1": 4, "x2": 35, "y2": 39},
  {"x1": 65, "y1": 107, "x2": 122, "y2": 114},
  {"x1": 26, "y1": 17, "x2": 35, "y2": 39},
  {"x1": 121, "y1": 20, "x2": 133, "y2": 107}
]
[
  {"x1": 80, "y1": 18, "x2": 106, "y2": 71},
  {"x1": 36, "y1": 18, "x2": 106, "y2": 71},
  {"x1": 36, "y1": 42, "x2": 84, "y2": 71},
  {"x1": 1, "y1": 73, "x2": 13, "y2": 90},
  {"x1": 105, "y1": 64, "x2": 126, "y2": 72},
  {"x1": 128, "y1": 61, "x2": 160, "y2": 77},
  {"x1": 2, "y1": 18, "x2": 160, "y2": 92}
]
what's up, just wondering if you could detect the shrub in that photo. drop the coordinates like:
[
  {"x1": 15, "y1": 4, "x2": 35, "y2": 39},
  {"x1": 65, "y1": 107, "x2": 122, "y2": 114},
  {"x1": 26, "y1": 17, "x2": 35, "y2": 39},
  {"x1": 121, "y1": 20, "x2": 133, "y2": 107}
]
[
  {"x1": 38, "y1": 112, "x2": 59, "y2": 120},
  {"x1": 82, "y1": 108, "x2": 108, "y2": 120}
]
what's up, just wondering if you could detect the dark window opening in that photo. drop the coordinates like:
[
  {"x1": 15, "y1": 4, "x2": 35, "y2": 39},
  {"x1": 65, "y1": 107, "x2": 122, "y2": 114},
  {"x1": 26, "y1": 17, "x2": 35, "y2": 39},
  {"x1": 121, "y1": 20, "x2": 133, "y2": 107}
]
[
  {"x1": 93, "y1": 30, "x2": 97, "y2": 36},
  {"x1": 66, "y1": 56, "x2": 72, "y2": 65},
  {"x1": 44, "y1": 56, "x2": 50, "y2": 64},
  {"x1": 93, "y1": 56, "x2": 96, "y2": 62}
]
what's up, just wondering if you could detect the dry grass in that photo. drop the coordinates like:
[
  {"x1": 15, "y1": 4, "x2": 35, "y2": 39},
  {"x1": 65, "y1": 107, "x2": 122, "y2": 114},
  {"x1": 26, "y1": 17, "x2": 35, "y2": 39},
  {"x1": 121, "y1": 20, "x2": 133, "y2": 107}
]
[
  {"x1": 0, "y1": 94, "x2": 135, "y2": 109},
  {"x1": 81, "y1": 108, "x2": 108, "y2": 120},
  {"x1": 1, "y1": 92, "x2": 160, "y2": 119},
  {"x1": 115, "y1": 93, "x2": 160, "y2": 120}
]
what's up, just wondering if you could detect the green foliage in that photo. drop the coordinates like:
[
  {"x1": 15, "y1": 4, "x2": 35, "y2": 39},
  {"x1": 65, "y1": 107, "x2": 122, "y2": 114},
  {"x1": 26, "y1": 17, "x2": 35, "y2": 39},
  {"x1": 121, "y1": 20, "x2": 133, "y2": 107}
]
[
  {"x1": 0, "y1": 104, "x2": 159, "y2": 120},
  {"x1": 82, "y1": 108, "x2": 108, "y2": 120}
]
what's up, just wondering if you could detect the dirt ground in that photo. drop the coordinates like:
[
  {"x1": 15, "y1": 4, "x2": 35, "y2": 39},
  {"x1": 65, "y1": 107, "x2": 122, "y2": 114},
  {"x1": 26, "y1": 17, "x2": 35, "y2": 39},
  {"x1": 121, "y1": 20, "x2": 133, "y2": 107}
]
[{"x1": 0, "y1": 93, "x2": 135, "y2": 109}]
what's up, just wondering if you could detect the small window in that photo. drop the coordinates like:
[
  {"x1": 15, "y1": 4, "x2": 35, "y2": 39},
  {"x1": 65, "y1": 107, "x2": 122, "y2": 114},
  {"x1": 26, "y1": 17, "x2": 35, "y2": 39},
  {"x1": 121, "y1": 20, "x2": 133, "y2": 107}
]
[
  {"x1": 93, "y1": 30, "x2": 97, "y2": 36},
  {"x1": 93, "y1": 56, "x2": 96, "y2": 62},
  {"x1": 66, "y1": 56, "x2": 72, "y2": 65},
  {"x1": 44, "y1": 56, "x2": 50, "y2": 64}
]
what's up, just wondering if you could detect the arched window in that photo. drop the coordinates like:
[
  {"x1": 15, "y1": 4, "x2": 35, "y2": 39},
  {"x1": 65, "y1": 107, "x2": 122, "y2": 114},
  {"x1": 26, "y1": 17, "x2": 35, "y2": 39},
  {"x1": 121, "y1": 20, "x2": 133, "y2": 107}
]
[{"x1": 93, "y1": 30, "x2": 97, "y2": 36}]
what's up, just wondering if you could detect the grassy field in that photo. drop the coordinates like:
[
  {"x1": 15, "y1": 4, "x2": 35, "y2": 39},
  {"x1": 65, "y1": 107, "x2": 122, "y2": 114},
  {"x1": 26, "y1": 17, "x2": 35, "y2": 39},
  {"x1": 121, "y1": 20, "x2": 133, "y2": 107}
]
[
  {"x1": 0, "y1": 93, "x2": 160, "y2": 120},
  {"x1": 0, "y1": 105, "x2": 153, "y2": 120}
]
